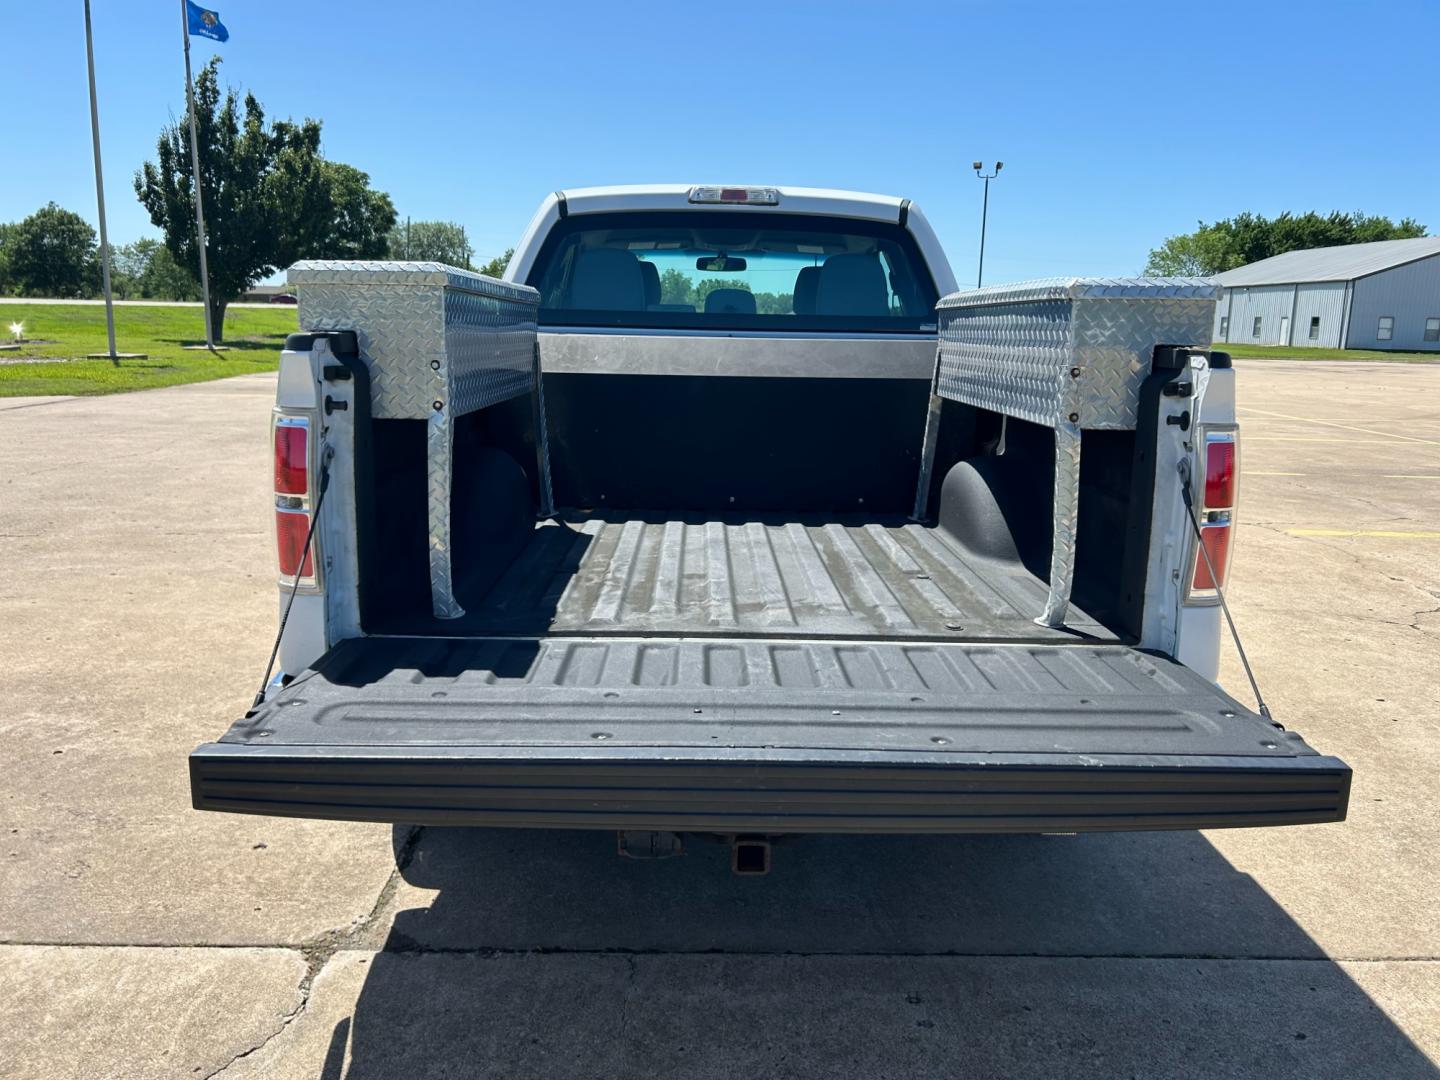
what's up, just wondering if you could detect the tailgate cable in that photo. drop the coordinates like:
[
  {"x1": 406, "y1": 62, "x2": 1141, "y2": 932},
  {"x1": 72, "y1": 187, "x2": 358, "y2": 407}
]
[
  {"x1": 1179, "y1": 460, "x2": 1276, "y2": 726},
  {"x1": 252, "y1": 456, "x2": 331, "y2": 710}
]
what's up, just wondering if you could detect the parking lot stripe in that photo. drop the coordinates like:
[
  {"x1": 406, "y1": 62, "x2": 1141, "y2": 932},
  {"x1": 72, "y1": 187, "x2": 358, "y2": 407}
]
[
  {"x1": 1285, "y1": 529, "x2": 1440, "y2": 539},
  {"x1": 1244, "y1": 437, "x2": 1421, "y2": 444},
  {"x1": 1246, "y1": 473, "x2": 1440, "y2": 479},
  {"x1": 1238, "y1": 406, "x2": 1440, "y2": 446}
]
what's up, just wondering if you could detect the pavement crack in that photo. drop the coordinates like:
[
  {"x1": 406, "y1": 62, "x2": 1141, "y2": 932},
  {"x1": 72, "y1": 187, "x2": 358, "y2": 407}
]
[
  {"x1": 302, "y1": 824, "x2": 424, "y2": 962},
  {"x1": 1249, "y1": 522, "x2": 1438, "y2": 633},
  {"x1": 5, "y1": 943, "x2": 1438, "y2": 963},
  {"x1": 199, "y1": 972, "x2": 309, "y2": 1080},
  {"x1": 1409, "y1": 594, "x2": 1440, "y2": 632},
  {"x1": 198, "y1": 825, "x2": 425, "y2": 1078}
]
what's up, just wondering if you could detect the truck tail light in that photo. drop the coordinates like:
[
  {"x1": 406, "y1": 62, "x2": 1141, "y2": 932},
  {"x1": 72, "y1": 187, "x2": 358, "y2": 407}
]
[
  {"x1": 1204, "y1": 437, "x2": 1236, "y2": 508},
  {"x1": 274, "y1": 421, "x2": 308, "y2": 495},
  {"x1": 1188, "y1": 427, "x2": 1239, "y2": 601},
  {"x1": 1191, "y1": 520, "x2": 1233, "y2": 592},
  {"x1": 275, "y1": 507, "x2": 315, "y2": 577},
  {"x1": 272, "y1": 412, "x2": 317, "y2": 585}
]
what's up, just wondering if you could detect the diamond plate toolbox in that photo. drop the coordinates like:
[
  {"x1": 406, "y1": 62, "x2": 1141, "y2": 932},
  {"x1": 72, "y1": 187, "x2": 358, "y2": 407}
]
[
  {"x1": 289, "y1": 261, "x2": 542, "y2": 620},
  {"x1": 288, "y1": 260, "x2": 541, "y2": 419},
  {"x1": 934, "y1": 278, "x2": 1220, "y2": 430}
]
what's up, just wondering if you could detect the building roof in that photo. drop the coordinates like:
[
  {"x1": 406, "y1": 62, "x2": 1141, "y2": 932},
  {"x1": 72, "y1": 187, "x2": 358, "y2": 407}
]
[{"x1": 1215, "y1": 236, "x2": 1440, "y2": 286}]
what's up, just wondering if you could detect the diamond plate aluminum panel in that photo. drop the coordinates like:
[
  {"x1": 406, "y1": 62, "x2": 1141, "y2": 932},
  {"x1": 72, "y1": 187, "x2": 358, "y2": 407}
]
[
  {"x1": 938, "y1": 277, "x2": 1220, "y2": 308},
  {"x1": 1038, "y1": 421, "x2": 1081, "y2": 627},
  {"x1": 289, "y1": 261, "x2": 540, "y2": 420},
  {"x1": 930, "y1": 278, "x2": 1218, "y2": 630},
  {"x1": 935, "y1": 277, "x2": 1218, "y2": 430},
  {"x1": 289, "y1": 260, "x2": 537, "y2": 302},
  {"x1": 427, "y1": 411, "x2": 463, "y2": 619},
  {"x1": 288, "y1": 261, "x2": 542, "y2": 620}
]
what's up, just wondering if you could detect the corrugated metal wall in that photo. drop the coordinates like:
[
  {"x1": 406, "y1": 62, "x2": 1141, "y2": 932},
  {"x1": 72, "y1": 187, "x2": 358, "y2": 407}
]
[
  {"x1": 1346, "y1": 255, "x2": 1440, "y2": 351},
  {"x1": 1213, "y1": 291, "x2": 1231, "y2": 340},
  {"x1": 1291, "y1": 283, "x2": 1347, "y2": 348},
  {"x1": 1216, "y1": 285, "x2": 1296, "y2": 346}
]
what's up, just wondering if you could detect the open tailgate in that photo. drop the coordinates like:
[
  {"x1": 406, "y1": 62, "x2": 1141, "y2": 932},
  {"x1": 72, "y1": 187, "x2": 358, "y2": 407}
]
[{"x1": 190, "y1": 637, "x2": 1349, "y2": 834}]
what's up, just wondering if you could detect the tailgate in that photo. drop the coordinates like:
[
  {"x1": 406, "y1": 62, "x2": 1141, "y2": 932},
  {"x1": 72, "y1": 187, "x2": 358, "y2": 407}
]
[{"x1": 190, "y1": 637, "x2": 1350, "y2": 833}]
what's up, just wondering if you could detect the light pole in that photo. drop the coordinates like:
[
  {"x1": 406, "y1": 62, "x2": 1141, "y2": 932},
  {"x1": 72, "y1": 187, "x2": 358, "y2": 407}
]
[{"x1": 972, "y1": 161, "x2": 1003, "y2": 288}]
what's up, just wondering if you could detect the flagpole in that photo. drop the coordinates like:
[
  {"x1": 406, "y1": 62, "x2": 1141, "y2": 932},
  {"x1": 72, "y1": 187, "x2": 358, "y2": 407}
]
[
  {"x1": 83, "y1": 0, "x2": 117, "y2": 360},
  {"x1": 179, "y1": 0, "x2": 215, "y2": 349}
]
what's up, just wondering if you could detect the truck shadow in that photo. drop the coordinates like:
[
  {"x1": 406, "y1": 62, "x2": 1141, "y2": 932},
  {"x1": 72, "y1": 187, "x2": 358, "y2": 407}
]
[{"x1": 327, "y1": 826, "x2": 1437, "y2": 1079}]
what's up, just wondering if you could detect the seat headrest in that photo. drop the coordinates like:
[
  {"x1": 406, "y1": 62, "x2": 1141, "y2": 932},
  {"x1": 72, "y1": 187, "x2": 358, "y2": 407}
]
[
  {"x1": 816, "y1": 253, "x2": 889, "y2": 316},
  {"x1": 792, "y1": 266, "x2": 820, "y2": 315},
  {"x1": 704, "y1": 288, "x2": 756, "y2": 315},
  {"x1": 639, "y1": 260, "x2": 661, "y2": 308},
  {"x1": 569, "y1": 248, "x2": 645, "y2": 310}
]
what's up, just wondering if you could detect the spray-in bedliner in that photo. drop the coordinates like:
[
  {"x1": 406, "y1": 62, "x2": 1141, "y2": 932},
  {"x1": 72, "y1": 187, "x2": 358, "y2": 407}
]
[{"x1": 383, "y1": 514, "x2": 1121, "y2": 642}]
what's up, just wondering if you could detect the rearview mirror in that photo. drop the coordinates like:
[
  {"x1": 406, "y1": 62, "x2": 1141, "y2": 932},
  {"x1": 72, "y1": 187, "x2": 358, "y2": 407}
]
[{"x1": 696, "y1": 255, "x2": 747, "y2": 272}]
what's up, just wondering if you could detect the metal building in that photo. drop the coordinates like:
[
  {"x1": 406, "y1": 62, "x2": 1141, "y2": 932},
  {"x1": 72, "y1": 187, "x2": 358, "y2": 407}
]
[{"x1": 1212, "y1": 236, "x2": 1440, "y2": 351}]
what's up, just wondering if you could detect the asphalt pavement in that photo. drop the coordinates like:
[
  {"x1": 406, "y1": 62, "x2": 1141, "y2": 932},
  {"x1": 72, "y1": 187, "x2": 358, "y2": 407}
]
[{"x1": 1, "y1": 361, "x2": 1436, "y2": 1079}]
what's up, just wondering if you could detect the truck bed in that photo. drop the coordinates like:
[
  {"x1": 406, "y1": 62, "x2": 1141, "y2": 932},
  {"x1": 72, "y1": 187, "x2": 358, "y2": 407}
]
[{"x1": 387, "y1": 513, "x2": 1119, "y2": 642}]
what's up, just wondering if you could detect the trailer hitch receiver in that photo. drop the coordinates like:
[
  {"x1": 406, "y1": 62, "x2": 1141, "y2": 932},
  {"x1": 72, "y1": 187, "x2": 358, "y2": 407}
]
[{"x1": 731, "y1": 836, "x2": 772, "y2": 876}]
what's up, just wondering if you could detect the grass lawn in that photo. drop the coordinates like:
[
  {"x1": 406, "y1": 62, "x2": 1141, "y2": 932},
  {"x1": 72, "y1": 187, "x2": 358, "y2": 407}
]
[
  {"x1": 1219, "y1": 343, "x2": 1439, "y2": 362},
  {"x1": 0, "y1": 302, "x2": 299, "y2": 396}
]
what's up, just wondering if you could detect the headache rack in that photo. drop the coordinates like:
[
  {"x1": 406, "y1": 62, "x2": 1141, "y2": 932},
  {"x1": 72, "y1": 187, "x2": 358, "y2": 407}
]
[
  {"x1": 288, "y1": 260, "x2": 550, "y2": 619},
  {"x1": 914, "y1": 277, "x2": 1221, "y2": 627}
]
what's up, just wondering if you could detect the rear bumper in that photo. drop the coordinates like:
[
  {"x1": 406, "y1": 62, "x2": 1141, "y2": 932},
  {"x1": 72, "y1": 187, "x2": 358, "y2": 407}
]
[{"x1": 189, "y1": 744, "x2": 1350, "y2": 834}]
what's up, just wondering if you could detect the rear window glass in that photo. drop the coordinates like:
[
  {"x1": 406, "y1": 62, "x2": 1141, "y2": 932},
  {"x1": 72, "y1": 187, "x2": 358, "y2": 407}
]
[{"x1": 526, "y1": 211, "x2": 938, "y2": 333}]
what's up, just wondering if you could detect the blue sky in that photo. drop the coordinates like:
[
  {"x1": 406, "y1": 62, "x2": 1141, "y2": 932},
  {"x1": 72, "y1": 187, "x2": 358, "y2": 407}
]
[{"x1": 5, "y1": 0, "x2": 1438, "y2": 284}]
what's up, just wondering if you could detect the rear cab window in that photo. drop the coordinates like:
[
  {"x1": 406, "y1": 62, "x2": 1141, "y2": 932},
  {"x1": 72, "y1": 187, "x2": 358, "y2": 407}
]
[{"x1": 526, "y1": 211, "x2": 939, "y2": 334}]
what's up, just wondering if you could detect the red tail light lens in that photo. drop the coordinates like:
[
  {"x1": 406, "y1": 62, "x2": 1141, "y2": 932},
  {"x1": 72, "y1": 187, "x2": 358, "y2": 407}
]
[
  {"x1": 1204, "y1": 439, "x2": 1236, "y2": 508},
  {"x1": 1188, "y1": 427, "x2": 1239, "y2": 600},
  {"x1": 274, "y1": 422, "x2": 308, "y2": 496},
  {"x1": 1191, "y1": 522, "x2": 1233, "y2": 592},
  {"x1": 276, "y1": 509, "x2": 314, "y2": 578}
]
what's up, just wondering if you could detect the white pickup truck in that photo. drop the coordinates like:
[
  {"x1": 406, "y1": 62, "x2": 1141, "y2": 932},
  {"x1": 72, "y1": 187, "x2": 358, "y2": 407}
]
[{"x1": 190, "y1": 184, "x2": 1349, "y2": 870}]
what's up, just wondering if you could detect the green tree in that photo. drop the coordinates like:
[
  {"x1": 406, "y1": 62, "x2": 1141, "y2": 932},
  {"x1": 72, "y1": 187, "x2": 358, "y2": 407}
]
[
  {"x1": 477, "y1": 247, "x2": 513, "y2": 278},
  {"x1": 306, "y1": 162, "x2": 396, "y2": 260},
  {"x1": 6, "y1": 203, "x2": 98, "y2": 298},
  {"x1": 658, "y1": 266, "x2": 694, "y2": 306},
  {"x1": 135, "y1": 57, "x2": 396, "y2": 341},
  {"x1": 694, "y1": 277, "x2": 751, "y2": 308},
  {"x1": 0, "y1": 222, "x2": 14, "y2": 295},
  {"x1": 388, "y1": 220, "x2": 474, "y2": 267},
  {"x1": 1146, "y1": 211, "x2": 1426, "y2": 276},
  {"x1": 111, "y1": 238, "x2": 201, "y2": 301},
  {"x1": 655, "y1": 268, "x2": 792, "y2": 312},
  {"x1": 754, "y1": 291, "x2": 794, "y2": 315}
]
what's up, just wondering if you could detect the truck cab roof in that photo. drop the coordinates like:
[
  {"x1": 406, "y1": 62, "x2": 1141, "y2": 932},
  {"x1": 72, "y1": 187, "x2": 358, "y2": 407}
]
[
  {"x1": 507, "y1": 184, "x2": 958, "y2": 295},
  {"x1": 557, "y1": 184, "x2": 907, "y2": 218}
]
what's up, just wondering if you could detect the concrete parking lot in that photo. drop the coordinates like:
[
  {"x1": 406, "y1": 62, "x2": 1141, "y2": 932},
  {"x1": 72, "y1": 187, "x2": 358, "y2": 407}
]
[{"x1": 1, "y1": 360, "x2": 1437, "y2": 1079}]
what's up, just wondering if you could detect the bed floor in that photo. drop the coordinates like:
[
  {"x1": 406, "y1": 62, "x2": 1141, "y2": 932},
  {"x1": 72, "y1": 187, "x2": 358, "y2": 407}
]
[{"x1": 419, "y1": 514, "x2": 1119, "y2": 643}]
